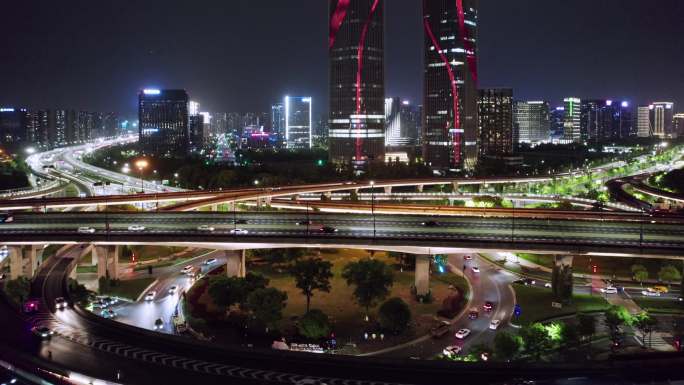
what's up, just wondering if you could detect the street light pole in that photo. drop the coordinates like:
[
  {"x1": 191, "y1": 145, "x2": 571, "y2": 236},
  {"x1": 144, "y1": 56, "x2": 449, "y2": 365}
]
[{"x1": 370, "y1": 181, "x2": 376, "y2": 238}]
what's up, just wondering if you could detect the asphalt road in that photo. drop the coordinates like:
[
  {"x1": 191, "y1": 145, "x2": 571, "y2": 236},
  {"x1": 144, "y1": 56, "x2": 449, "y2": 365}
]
[{"x1": 2, "y1": 212, "x2": 684, "y2": 252}]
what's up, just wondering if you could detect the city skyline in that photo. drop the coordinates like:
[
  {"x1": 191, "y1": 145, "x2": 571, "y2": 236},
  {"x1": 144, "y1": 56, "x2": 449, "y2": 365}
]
[{"x1": 1, "y1": 1, "x2": 682, "y2": 116}]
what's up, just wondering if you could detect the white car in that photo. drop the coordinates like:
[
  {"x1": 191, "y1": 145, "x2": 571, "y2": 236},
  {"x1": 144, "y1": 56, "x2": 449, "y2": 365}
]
[
  {"x1": 230, "y1": 228, "x2": 249, "y2": 235},
  {"x1": 54, "y1": 297, "x2": 67, "y2": 310},
  {"x1": 471, "y1": 266, "x2": 480, "y2": 273},
  {"x1": 489, "y1": 319, "x2": 501, "y2": 330},
  {"x1": 442, "y1": 345, "x2": 462, "y2": 358},
  {"x1": 144, "y1": 291, "x2": 156, "y2": 301},
  {"x1": 204, "y1": 258, "x2": 217, "y2": 265},
  {"x1": 544, "y1": 282, "x2": 552, "y2": 288},
  {"x1": 77, "y1": 227, "x2": 96, "y2": 234},
  {"x1": 642, "y1": 290, "x2": 661, "y2": 297},
  {"x1": 455, "y1": 328, "x2": 471, "y2": 339},
  {"x1": 180, "y1": 265, "x2": 193, "y2": 274},
  {"x1": 168, "y1": 285, "x2": 178, "y2": 294},
  {"x1": 197, "y1": 225, "x2": 215, "y2": 232},
  {"x1": 600, "y1": 286, "x2": 618, "y2": 294},
  {"x1": 128, "y1": 225, "x2": 146, "y2": 231}
]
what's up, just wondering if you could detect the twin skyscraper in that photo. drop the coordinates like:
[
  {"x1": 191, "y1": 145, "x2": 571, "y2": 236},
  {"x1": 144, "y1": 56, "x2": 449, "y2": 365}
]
[{"x1": 328, "y1": 0, "x2": 479, "y2": 172}]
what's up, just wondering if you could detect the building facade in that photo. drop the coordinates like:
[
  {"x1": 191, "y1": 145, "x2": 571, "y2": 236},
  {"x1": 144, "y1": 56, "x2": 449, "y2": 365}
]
[
  {"x1": 563, "y1": 97, "x2": 582, "y2": 143},
  {"x1": 674, "y1": 114, "x2": 684, "y2": 138},
  {"x1": 329, "y1": 0, "x2": 385, "y2": 166},
  {"x1": 384, "y1": 98, "x2": 419, "y2": 147},
  {"x1": 478, "y1": 88, "x2": 513, "y2": 157},
  {"x1": 637, "y1": 105, "x2": 652, "y2": 137},
  {"x1": 285, "y1": 96, "x2": 312, "y2": 150},
  {"x1": 513, "y1": 101, "x2": 550, "y2": 145},
  {"x1": 650, "y1": 102, "x2": 675, "y2": 138},
  {"x1": 0, "y1": 107, "x2": 29, "y2": 144},
  {"x1": 423, "y1": 0, "x2": 479, "y2": 171},
  {"x1": 138, "y1": 89, "x2": 189, "y2": 157},
  {"x1": 271, "y1": 103, "x2": 286, "y2": 147}
]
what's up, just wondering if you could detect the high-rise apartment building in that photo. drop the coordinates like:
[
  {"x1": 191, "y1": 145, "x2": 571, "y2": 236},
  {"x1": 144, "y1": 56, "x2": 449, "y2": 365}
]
[
  {"x1": 329, "y1": 0, "x2": 385, "y2": 165},
  {"x1": 423, "y1": 0, "x2": 479, "y2": 171},
  {"x1": 581, "y1": 100, "x2": 632, "y2": 141},
  {"x1": 637, "y1": 105, "x2": 652, "y2": 137},
  {"x1": 478, "y1": 88, "x2": 513, "y2": 157},
  {"x1": 549, "y1": 107, "x2": 565, "y2": 139},
  {"x1": 650, "y1": 102, "x2": 674, "y2": 138},
  {"x1": 285, "y1": 96, "x2": 312, "y2": 150},
  {"x1": 513, "y1": 101, "x2": 550, "y2": 145},
  {"x1": 138, "y1": 89, "x2": 189, "y2": 157},
  {"x1": 0, "y1": 107, "x2": 29, "y2": 144},
  {"x1": 563, "y1": 97, "x2": 582, "y2": 143},
  {"x1": 271, "y1": 103, "x2": 286, "y2": 147},
  {"x1": 674, "y1": 114, "x2": 684, "y2": 138}
]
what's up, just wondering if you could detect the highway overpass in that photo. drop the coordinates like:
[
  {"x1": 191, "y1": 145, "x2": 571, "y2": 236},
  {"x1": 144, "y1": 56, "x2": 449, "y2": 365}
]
[{"x1": 1, "y1": 212, "x2": 683, "y2": 258}]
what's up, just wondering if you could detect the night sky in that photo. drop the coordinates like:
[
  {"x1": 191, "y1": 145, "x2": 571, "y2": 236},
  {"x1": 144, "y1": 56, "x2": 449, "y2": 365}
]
[{"x1": 1, "y1": 0, "x2": 682, "y2": 117}]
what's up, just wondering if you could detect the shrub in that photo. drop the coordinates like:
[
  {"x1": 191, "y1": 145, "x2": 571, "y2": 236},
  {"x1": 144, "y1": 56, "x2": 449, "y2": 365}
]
[
  {"x1": 378, "y1": 298, "x2": 411, "y2": 335},
  {"x1": 437, "y1": 292, "x2": 464, "y2": 319},
  {"x1": 298, "y1": 309, "x2": 332, "y2": 340}
]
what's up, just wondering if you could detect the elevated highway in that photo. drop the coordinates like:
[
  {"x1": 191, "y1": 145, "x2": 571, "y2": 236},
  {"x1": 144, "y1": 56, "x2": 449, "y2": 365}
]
[{"x1": 1, "y1": 211, "x2": 683, "y2": 257}]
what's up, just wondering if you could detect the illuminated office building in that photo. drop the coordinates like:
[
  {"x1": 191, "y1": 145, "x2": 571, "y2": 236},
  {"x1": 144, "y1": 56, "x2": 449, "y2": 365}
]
[{"x1": 138, "y1": 89, "x2": 189, "y2": 157}]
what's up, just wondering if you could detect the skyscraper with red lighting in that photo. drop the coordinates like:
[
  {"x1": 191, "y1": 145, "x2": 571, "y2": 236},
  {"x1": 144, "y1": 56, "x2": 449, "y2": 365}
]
[
  {"x1": 423, "y1": 0, "x2": 479, "y2": 172},
  {"x1": 329, "y1": 0, "x2": 385, "y2": 167}
]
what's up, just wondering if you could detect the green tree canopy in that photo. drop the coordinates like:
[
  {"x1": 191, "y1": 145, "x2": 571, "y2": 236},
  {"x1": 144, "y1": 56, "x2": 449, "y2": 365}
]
[
  {"x1": 378, "y1": 297, "x2": 411, "y2": 335},
  {"x1": 520, "y1": 323, "x2": 552, "y2": 360},
  {"x1": 604, "y1": 305, "x2": 633, "y2": 330},
  {"x1": 289, "y1": 258, "x2": 333, "y2": 312},
  {"x1": 245, "y1": 287, "x2": 288, "y2": 330},
  {"x1": 658, "y1": 264, "x2": 681, "y2": 285},
  {"x1": 4, "y1": 277, "x2": 31, "y2": 305},
  {"x1": 493, "y1": 331, "x2": 522, "y2": 361},
  {"x1": 631, "y1": 264, "x2": 649, "y2": 284},
  {"x1": 207, "y1": 272, "x2": 269, "y2": 310},
  {"x1": 341, "y1": 258, "x2": 394, "y2": 314},
  {"x1": 298, "y1": 309, "x2": 332, "y2": 340}
]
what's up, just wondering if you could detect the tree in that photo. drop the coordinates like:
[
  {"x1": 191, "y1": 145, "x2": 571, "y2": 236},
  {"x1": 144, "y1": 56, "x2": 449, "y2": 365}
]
[
  {"x1": 289, "y1": 258, "x2": 333, "y2": 312},
  {"x1": 207, "y1": 273, "x2": 269, "y2": 310},
  {"x1": 658, "y1": 264, "x2": 681, "y2": 286},
  {"x1": 604, "y1": 305, "x2": 632, "y2": 331},
  {"x1": 378, "y1": 297, "x2": 411, "y2": 335},
  {"x1": 633, "y1": 312, "x2": 658, "y2": 349},
  {"x1": 245, "y1": 288, "x2": 288, "y2": 331},
  {"x1": 520, "y1": 323, "x2": 552, "y2": 360},
  {"x1": 493, "y1": 331, "x2": 522, "y2": 361},
  {"x1": 298, "y1": 309, "x2": 332, "y2": 340},
  {"x1": 341, "y1": 258, "x2": 394, "y2": 315},
  {"x1": 560, "y1": 322, "x2": 580, "y2": 348},
  {"x1": 4, "y1": 277, "x2": 31, "y2": 305},
  {"x1": 631, "y1": 264, "x2": 649, "y2": 286}
]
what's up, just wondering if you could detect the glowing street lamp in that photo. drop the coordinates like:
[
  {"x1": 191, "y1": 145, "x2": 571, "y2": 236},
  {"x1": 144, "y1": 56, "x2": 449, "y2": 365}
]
[{"x1": 135, "y1": 159, "x2": 148, "y2": 193}]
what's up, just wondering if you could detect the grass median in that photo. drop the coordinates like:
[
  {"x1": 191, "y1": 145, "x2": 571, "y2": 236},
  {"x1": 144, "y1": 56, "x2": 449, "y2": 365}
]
[
  {"x1": 512, "y1": 283, "x2": 610, "y2": 325},
  {"x1": 632, "y1": 297, "x2": 684, "y2": 315},
  {"x1": 99, "y1": 277, "x2": 156, "y2": 301}
]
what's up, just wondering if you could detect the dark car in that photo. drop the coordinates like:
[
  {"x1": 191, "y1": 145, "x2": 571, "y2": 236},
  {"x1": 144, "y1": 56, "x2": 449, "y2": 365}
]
[
  {"x1": 468, "y1": 309, "x2": 479, "y2": 320},
  {"x1": 319, "y1": 226, "x2": 337, "y2": 234},
  {"x1": 31, "y1": 326, "x2": 54, "y2": 340},
  {"x1": 483, "y1": 301, "x2": 494, "y2": 312},
  {"x1": 421, "y1": 221, "x2": 439, "y2": 227},
  {"x1": 429, "y1": 321, "x2": 451, "y2": 338},
  {"x1": 234, "y1": 219, "x2": 247, "y2": 225},
  {"x1": 297, "y1": 220, "x2": 314, "y2": 226}
]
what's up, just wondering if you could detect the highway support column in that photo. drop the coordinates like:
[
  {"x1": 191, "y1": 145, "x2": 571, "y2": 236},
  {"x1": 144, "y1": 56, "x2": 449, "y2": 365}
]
[
  {"x1": 93, "y1": 245, "x2": 120, "y2": 281},
  {"x1": 226, "y1": 250, "x2": 246, "y2": 278},
  {"x1": 384, "y1": 186, "x2": 392, "y2": 194},
  {"x1": 552, "y1": 255, "x2": 574, "y2": 303},
  {"x1": 415, "y1": 255, "x2": 431, "y2": 297},
  {"x1": 8, "y1": 246, "x2": 23, "y2": 280},
  {"x1": 417, "y1": 185, "x2": 424, "y2": 193},
  {"x1": 23, "y1": 245, "x2": 44, "y2": 278},
  {"x1": 452, "y1": 182, "x2": 459, "y2": 193}
]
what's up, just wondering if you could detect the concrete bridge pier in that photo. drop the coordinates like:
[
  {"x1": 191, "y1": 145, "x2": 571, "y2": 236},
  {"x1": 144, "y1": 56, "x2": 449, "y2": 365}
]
[
  {"x1": 93, "y1": 245, "x2": 120, "y2": 280},
  {"x1": 415, "y1": 254, "x2": 431, "y2": 296},
  {"x1": 417, "y1": 185, "x2": 424, "y2": 193},
  {"x1": 552, "y1": 255, "x2": 574, "y2": 303},
  {"x1": 384, "y1": 186, "x2": 392, "y2": 195},
  {"x1": 8, "y1": 246, "x2": 22, "y2": 280},
  {"x1": 226, "y1": 250, "x2": 246, "y2": 278},
  {"x1": 23, "y1": 245, "x2": 45, "y2": 278},
  {"x1": 452, "y1": 182, "x2": 459, "y2": 193}
]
